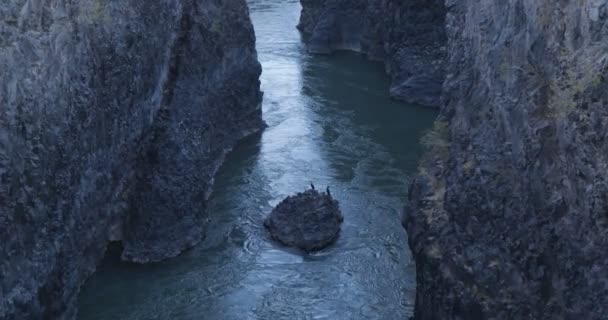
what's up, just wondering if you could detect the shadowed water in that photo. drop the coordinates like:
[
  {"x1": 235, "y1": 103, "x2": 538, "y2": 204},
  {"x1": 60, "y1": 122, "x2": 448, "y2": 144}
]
[{"x1": 77, "y1": 1, "x2": 437, "y2": 319}]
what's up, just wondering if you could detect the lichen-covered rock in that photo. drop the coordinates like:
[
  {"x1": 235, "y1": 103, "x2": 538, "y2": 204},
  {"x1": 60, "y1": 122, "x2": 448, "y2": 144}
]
[
  {"x1": 405, "y1": 1, "x2": 608, "y2": 319},
  {"x1": 298, "y1": 0, "x2": 446, "y2": 107},
  {"x1": 265, "y1": 188, "x2": 343, "y2": 252},
  {"x1": 0, "y1": 0, "x2": 262, "y2": 318}
]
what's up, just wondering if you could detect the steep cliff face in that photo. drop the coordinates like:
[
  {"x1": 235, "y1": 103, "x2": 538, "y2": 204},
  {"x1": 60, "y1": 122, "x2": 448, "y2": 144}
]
[
  {"x1": 298, "y1": 0, "x2": 446, "y2": 107},
  {"x1": 405, "y1": 0, "x2": 608, "y2": 319},
  {"x1": 0, "y1": 0, "x2": 262, "y2": 318}
]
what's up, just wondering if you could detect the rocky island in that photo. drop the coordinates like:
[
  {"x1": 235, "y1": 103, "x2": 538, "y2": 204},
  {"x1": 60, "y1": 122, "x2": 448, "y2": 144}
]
[{"x1": 265, "y1": 187, "x2": 343, "y2": 252}]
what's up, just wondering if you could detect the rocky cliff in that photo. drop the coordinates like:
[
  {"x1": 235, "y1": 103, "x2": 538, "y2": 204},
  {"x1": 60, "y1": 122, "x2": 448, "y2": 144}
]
[
  {"x1": 405, "y1": 0, "x2": 608, "y2": 319},
  {"x1": 0, "y1": 0, "x2": 262, "y2": 318},
  {"x1": 297, "y1": 0, "x2": 446, "y2": 107}
]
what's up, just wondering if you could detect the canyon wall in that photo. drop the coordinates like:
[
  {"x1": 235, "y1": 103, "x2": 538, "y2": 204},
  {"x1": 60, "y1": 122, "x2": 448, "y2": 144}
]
[
  {"x1": 298, "y1": 0, "x2": 446, "y2": 107},
  {"x1": 300, "y1": 0, "x2": 608, "y2": 318},
  {"x1": 405, "y1": 0, "x2": 608, "y2": 319},
  {"x1": 0, "y1": 0, "x2": 262, "y2": 318}
]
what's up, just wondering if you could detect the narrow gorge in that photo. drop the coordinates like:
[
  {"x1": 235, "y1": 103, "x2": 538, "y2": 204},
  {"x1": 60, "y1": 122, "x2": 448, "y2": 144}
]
[{"x1": 2, "y1": 0, "x2": 608, "y2": 319}]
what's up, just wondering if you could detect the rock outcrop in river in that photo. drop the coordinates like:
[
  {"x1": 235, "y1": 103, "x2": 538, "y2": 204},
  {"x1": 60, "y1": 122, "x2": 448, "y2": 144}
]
[
  {"x1": 405, "y1": 1, "x2": 608, "y2": 319},
  {"x1": 265, "y1": 188, "x2": 343, "y2": 252},
  {"x1": 0, "y1": 0, "x2": 262, "y2": 318},
  {"x1": 298, "y1": 0, "x2": 447, "y2": 108}
]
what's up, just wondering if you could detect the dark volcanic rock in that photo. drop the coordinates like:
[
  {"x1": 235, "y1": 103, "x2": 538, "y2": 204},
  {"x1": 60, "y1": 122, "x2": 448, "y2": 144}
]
[
  {"x1": 0, "y1": 0, "x2": 262, "y2": 318},
  {"x1": 298, "y1": 0, "x2": 447, "y2": 108},
  {"x1": 405, "y1": 1, "x2": 608, "y2": 319},
  {"x1": 265, "y1": 189, "x2": 343, "y2": 252}
]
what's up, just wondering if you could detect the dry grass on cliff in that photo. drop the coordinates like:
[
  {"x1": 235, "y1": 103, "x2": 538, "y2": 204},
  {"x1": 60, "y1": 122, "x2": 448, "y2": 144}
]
[{"x1": 421, "y1": 120, "x2": 450, "y2": 159}]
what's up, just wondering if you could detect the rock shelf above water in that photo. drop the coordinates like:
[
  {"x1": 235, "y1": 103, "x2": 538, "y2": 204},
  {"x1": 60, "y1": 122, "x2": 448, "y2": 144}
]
[{"x1": 264, "y1": 188, "x2": 343, "y2": 252}]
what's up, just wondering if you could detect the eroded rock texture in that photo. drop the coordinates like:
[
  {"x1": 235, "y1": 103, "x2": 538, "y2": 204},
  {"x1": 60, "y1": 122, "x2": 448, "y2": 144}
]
[
  {"x1": 0, "y1": 0, "x2": 262, "y2": 318},
  {"x1": 298, "y1": 0, "x2": 446, "y2": 108},
  {"x1": 405, "y1": 1, "x2": 608, "y2": 319}
]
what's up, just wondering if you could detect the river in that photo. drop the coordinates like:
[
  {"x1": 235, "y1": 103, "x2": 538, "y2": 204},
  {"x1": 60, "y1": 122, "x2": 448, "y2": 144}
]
[{"x1": 77, "y1": 1, "x2": 437, "y2": 319}]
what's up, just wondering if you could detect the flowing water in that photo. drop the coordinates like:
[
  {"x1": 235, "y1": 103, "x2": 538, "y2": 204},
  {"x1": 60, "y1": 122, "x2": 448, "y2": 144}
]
[{"x1": 78, "y1": 1, "x2": 437, "y2": 319}]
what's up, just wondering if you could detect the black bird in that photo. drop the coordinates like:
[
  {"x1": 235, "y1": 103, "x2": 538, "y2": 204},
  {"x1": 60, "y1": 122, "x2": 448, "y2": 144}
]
[
  {"x1": 310, "y1": 183, "x2": 315, "y2": 190},
  {"x1": 326, "y1": 186, "x2": 331, "y2": 197}
]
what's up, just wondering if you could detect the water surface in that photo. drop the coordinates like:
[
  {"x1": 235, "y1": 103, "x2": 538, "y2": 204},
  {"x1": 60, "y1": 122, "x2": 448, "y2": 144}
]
[{"x1": 78, "y1": 1, "x2": 437, "y2": 319}]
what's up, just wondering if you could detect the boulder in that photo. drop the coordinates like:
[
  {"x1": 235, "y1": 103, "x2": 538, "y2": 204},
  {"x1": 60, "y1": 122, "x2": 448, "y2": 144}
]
[{"x1": 265, "y1": 188, "x2": 343, "y2": 252}]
